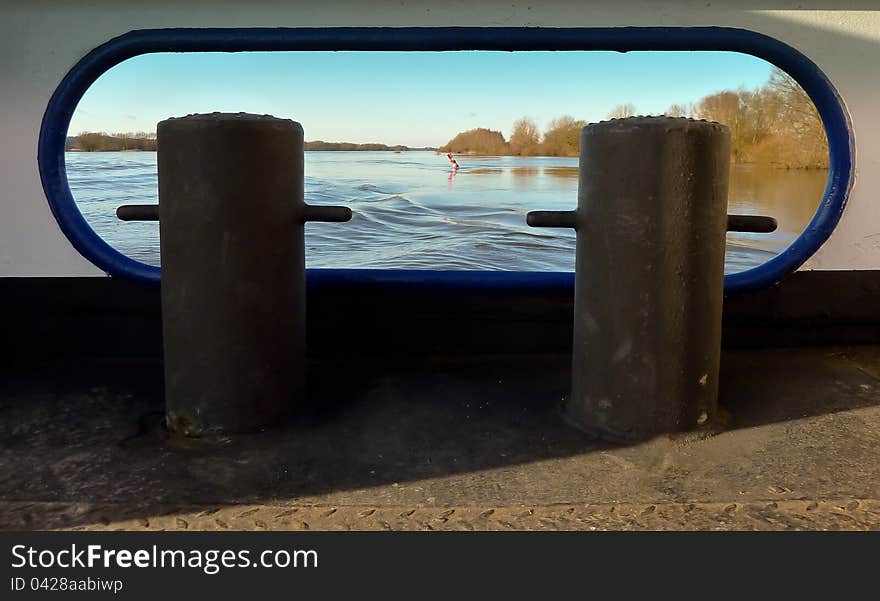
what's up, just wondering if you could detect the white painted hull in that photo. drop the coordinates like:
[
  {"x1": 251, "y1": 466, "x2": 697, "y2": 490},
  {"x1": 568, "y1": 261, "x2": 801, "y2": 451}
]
[{"x1": 1, "y1": 1, "x2": 877, "y2": 278}]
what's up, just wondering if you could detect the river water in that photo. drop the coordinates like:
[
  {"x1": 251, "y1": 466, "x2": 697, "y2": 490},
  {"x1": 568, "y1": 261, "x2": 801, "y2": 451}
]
[{"x1": 66, "y1": 150, "x2": 826, "y2": 274}]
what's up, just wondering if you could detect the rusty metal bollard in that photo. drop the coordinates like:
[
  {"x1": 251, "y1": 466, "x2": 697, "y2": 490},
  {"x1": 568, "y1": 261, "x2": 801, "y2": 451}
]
[
  {"x1": 527, "y1": 117, "x2": 775, "y2": 441},
  {"x1": 119, "y1": 113, "x2": 351, "y2": 435}
]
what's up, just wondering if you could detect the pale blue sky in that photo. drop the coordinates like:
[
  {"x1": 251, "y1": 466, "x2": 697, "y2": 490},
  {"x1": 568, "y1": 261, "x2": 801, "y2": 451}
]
[{"x1": 70, "y1": 51, "x2": 774, "y2": 147}]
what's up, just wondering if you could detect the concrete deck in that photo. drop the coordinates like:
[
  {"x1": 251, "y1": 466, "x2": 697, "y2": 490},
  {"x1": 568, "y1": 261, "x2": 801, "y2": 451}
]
[{"x1": 1, "y1": 346, "x2": 879, "y2": 530}]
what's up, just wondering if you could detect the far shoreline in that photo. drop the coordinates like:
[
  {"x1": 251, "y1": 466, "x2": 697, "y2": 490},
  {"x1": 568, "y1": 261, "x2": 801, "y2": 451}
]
[{"x1": 62, "y1": 149, "x2": 830, "y2": 170}]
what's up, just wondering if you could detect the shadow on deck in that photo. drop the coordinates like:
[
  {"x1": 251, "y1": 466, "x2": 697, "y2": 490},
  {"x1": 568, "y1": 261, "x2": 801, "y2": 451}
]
[{"x1": 1, "y1": 346, "x2": 879, "y2": 530}]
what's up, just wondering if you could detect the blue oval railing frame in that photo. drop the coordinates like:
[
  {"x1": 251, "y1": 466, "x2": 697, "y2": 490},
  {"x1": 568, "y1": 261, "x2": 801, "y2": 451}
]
[{"x1": 38, "y1": 27, "x2": 854, "y2": 293}]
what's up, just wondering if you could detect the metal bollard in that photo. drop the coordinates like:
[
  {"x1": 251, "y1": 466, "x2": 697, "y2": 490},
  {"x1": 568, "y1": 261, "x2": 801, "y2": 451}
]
[
  {"x1": 528, "y1": 117, "x2": 775, "y2": 441},
  {"x1": 120, "y1": 113, "x2": 351, "y2": 435}
]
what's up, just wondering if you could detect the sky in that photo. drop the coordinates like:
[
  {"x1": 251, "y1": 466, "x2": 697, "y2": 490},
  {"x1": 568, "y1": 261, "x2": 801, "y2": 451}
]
[{"x1": 70, "y1": 51, "x2": 774, "y2": 147}]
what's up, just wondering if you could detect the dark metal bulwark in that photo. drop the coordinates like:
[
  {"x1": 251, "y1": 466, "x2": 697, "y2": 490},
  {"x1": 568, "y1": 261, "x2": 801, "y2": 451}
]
[
  {"x1": 529, "y1": 117, "x2": 739, "y2": 441},
  {"x1": 156, "y1": 112, "x2": 349, "y2": 435}
]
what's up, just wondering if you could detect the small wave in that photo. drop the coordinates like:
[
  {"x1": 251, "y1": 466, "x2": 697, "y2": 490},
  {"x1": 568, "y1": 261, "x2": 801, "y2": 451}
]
[
  {"x1": 501, "y1": 229, "x2": 575, "y2": 241},
  {"x1": 375, "y1": 194, "x2": 415, "y2": 204},
  {"x1": 356, "y1": 183, "x2": 405, "y2": 194},
  {"x1": 436, "y1": 215, "x2": 500, "y2": 228}
]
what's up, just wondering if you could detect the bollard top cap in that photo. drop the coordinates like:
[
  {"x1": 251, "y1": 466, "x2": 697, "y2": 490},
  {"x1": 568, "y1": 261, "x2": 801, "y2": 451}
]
[
  {"x1": 158, "y1": 112, "x2": 303, "y2": 133},
  {"x1": 586, "y1": 115, "x2": 729, "y2": 135}
]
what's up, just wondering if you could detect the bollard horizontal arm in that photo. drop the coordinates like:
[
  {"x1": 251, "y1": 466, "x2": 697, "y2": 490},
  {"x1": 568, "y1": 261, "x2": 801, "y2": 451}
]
[
  {"x1": 303, "y1": 204, "x2": 352, "y2": 223},
  {"x1": 525, "y1": 210, "x2": 775, "y2": 234},
  {"x1": 526, "y1": 210, "x2": 578, "y2": 229},
  {"x1": 117, "y1": 203, "x2": 352, "y2": 224},
  {"x1": 727, "y1": 214, "x2": 777, "y2": 233},
  {"x1": 117, "y1": 204, "x2": 159, "y2": 221}
]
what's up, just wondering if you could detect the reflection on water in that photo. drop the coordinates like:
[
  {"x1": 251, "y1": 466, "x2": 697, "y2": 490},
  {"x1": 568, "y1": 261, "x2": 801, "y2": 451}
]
[
  {"x1": 66, "y1": 151, "x2": 825, "y2": 273},
  {"x1": 542, "y1": 167, "x2": 580, "y2": 179}
]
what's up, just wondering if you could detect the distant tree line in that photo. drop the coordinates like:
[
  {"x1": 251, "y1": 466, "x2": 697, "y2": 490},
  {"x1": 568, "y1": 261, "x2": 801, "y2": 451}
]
[
  {"x1": 438, "y1": 128, "x2": 510, "y2": 156},
  {"x1": 74, "y1": 132, "x2": 157, "y2": 151},
  {"x1": 303, "y1": 141, "x2": 433, "y2": 151},
  {"x1": 439, "y1": 68, "x2": 828, "y2": 168},
  {"x1": 438, "y1": 119, "x2": 589, "y2": 158},
  {"x1": 70, "y1": 133, "x2": 432, "y2": 153},
  {"x1": 680, "y1": 67, "x2": 828, "y2": 169}
]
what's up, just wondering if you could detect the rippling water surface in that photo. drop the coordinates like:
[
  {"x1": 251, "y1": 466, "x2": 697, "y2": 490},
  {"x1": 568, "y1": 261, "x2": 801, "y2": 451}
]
[{"x1": 66, "y1": 151, "x2": 826, "y2": 273}]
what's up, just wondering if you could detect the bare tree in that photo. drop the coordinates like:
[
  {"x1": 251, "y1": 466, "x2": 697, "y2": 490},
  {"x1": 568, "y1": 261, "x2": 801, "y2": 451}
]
[
  {"x1": 606, "y1": 103, "x2": 636, "y2": 119},
  {"x1": 542, "y1": 116, "x2": 587, "y2": 157},
  {"x1": 664, "y1": 103, "x2": 691, "y2": 118},
  {"x1": 765, "y1": 67, "x2": 827, "y2": 167},
  {"x1": 509, "y1": 117, "x2": 540, "y2": 156},
  {"x1": 690, "y1": 69, "x2": 826, "y2": 168}
]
